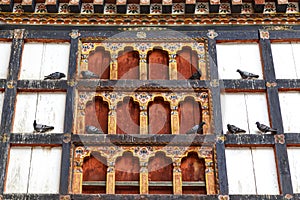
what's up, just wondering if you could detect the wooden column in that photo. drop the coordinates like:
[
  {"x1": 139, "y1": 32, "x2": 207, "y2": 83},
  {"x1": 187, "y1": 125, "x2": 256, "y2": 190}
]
[
  {"x1": 173, "y1": 159, "x2": 182, "y2": 194},
  {"x1": 140, "y1": 104, "x2": 148, "y2": 134},
  {"x1": 207, "y1": 31, "x2": 229, "y2": 194},
  {"x1": 0, "y1": 29, "x2": 24, "y2": 194},
  {"x1": 106, "y1": 160, "x2": 115, "y2": 194},
  {"x1": 171, "y1": 104, "x2": 179, "y2": 134},
  {"x1": 205, "y1": 158, "x2": 215, "y2": 194},
  {"x1": 140, "y1": 161, "x2": 149, "y2": 194},
  {"x1": 110, "y1": 58, "x2": 118, "y2": 80},
  {"x1": 139, "y1": 54, "x2": 147, "y2": 80},
  {"x1": 108, "y1": 104, "x2": 117, "y2": 134},
  {"x1": 169, "y1": 53, "x2": 177, "y2": 80},
  {"x1": 60, "y1": 30, "x2": 79, "y2": 195},
  {"x1": 259, "y1": 32, "x2": 293, "y2": 196}
]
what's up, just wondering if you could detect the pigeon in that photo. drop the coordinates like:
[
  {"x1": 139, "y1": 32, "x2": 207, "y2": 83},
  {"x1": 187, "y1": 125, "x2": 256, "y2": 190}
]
[
  {"x1": 186, "y1": 122, "x2": 206, "y2": 134},
  {"x1": 188, "y1": 70, "x2": 201, "y2": 80},
  {"x1": 255, "y1": 122, "x2": 277, "y2": 134},
  {"x1": 80, "y1": 70, "x2": 99, "y2": 79},
  {"x1": 33, "y1": 120, "x2": 54, "y2": 133},
  {"x1": 85, "y1": 125, "x2": 104, "y2": 134},
  {"x1": 236, "y1": 69, "x2": 259, "y2": 79},
  {"x1": 227, "y1": 124, "x2": 246, "y2": 134},
  {"x1": 44, "y1": 72, "x2": 66, "y2": 80}
]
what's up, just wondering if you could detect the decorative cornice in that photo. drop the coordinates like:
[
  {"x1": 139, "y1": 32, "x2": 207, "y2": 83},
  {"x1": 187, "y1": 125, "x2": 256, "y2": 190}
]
[{"x1": 1, "y1": 13, "x2": 300, "y2": 26}]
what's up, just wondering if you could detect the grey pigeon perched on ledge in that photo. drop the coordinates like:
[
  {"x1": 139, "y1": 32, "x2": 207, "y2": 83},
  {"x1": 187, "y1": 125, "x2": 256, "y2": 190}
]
[
  {"x1": 256, "y1": 122, "x2": 277, "y2": 134},
  {"x1": 227, "y1": 124, "x2": 246, "y2": 134},
  {"x1": 188, "y1": 70, "x2": 201, "y2": 80},
  {"x1": 236, "y1": 69, "x2": 259, "y2": 79},
  {"x1": 44, "y1": 72, "x2": 66, "y2": 80},
  {"x1": 186, "y1": 122, "x2": 206, "y2": 134},
  {"x1": 81, "y1": 70, "x2": 99, "y2": 79},
  {"x1": 33, "y1": 120, "x2": 54, "y2": 133},
  {"x1": 85, "y1": 125, "x2": 104, "y2": 134}
]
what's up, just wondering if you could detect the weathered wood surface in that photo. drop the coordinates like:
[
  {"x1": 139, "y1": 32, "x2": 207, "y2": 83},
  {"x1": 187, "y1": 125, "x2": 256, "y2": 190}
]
[
  {"x1": 0, "y1": 92, "x2": 3, "y2": 124},
  {"x1": 19, "y1": 42, "x2": 70, "y2": 80},
  {"x1": 27, "y1": 147, "x2": 62, "y2": 193},
  {"x1": 271, "y1": 42, "x2": 300, "y2": 79},
  {"x1": 225, "y1": 147, "x2": 279, "y2": 194},
  {"x1": 287, "y1": 147, "x2": 300, "y2": 193},
  {"x1": 0, "y1": 42, "x2": 11, "y2": 79},
  {"x1": 5, "y1": 146, "x2": 32, "y2": 193},
  {"x1": 13, "y1": 93, "x2": 66, "y2": 133},
  {"x1": 278, "y1": 92, "x2": 300, "y2": 133},
  {"x1": 217, "y1": 43, "x2": 263, "y2": 80},
  {"x1": 5, "y1": 146, "x2": 61, "y2": 193},
  {"x1": 221, "y1": 93, "x2": 269, "y2": 134}
]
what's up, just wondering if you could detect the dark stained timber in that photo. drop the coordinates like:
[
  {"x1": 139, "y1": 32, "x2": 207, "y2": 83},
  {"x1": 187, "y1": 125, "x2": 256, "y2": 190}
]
[
  {"x1": 222, "y1": 79, "x2": 266, "y2": 91},
  {"x1": 225, "y1": 134, "x2": 274, "y2": 146},
  {"x1": 9, "y1": 133, "x2": 63, "y2": 145},
  {"x1": 17, "y1": 80, "x2": 68, "y2": 91}
]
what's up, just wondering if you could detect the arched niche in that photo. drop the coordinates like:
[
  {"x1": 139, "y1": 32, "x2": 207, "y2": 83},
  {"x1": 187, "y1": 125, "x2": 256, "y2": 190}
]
[
  {"x1": 116, "y1": 97, "x2": 140, "y2": 134},
  {"x1": 85, "y1": 96, "x2": 109, "y2": 134},
  {"x1": 148, "y1": 97, "x2": 171, "y2": 134},
  {"x1": 148, "y1": 151, "x2": 173, "y2": 194},
  {"x1": 117, "y1": 47, "x2": 140, "y2": 80},
  {"x1": 115, "y1": 151, "x2": 140, "y2": 194},
  {"x1": 82, "y1": 152, "x2": 107, "y2": 194},
  {"x1": 147, "y1": 48, "x2": 169, "y2": 80},
  {"x1": 176, "y1": 46, "x2": 199, "y2": 80},
  {"x1": 179, "y1": 96, "x2": 202, "y2": 134},
  {"x1": 87, "y1": 46, "x2": 110, "y2": 79},
  {"x1": 181, "y1": 152, "x2": 206, "y2": 194}
]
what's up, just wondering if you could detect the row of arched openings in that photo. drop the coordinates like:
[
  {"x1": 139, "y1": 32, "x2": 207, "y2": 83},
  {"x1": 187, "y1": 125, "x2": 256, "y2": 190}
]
[
  {"x1": 85, "y1": 96, "x2": 202, "y2": 134},
  {"x1": 82, "y1": 151, "x2": 206, "y2": 194},
  {"x1": 86, "y1": 46, "x2": 199, "y2": 80}
]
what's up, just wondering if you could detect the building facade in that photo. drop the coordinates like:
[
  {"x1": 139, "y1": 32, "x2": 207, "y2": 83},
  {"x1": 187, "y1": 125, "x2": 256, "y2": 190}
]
[{"x1": 0, "y1": 1, "x2": 300, "y2": 199}]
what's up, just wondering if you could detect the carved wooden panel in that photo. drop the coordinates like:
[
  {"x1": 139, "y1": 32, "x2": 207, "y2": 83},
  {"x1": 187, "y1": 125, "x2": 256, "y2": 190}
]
[
  {"x1": 147, "y1": 49, "x2": 169, "y2": 80},
  {"x1": 176, "y1": 47, "x2": 198, "y2": 80},
  {"x1": 148, "y1": 97, "x2": 171, "y2": 134},
  {"x1": 116, "y1": 97, "x2": 140, "y2": 134},
  {"x1": 117, "y1": 48, "x2": 140, "y2": 79},
  {"x1": 0, "y1": 41, "x2": 11, "y2": 79},
  {"x1": 82, "y1": 152, "x2": 107, "y2": 194},
  {"x1": 85, "y1": 96, "x2": 109, "y2": 134},
  {"x1": 179, "y1": 97, "x2": 201, "y2": 134},
  {"x1": 87, "y1": 46, "x2": 111, "y2": 79}
]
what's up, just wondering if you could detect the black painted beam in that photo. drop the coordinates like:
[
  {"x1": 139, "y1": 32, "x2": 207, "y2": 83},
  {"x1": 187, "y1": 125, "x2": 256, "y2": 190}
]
[
  {"x1": 59, "y1": 31, "x2": 79, "y2": 195},
  {"x1": 225, "y1": 134, "x2": 275, "y2": 146},
  {"x1": 26, "y1": 30, "x2": 70, "y2": 40},
  {"x1": 208, "y1": 37, "x2": 229, "y2": 194},
  {"x1": 222, "y1": 79, "x2": 266, "y2": 91},
  {"x1": 9, "y1": 133, "x2": 63, "y2": 145},
  {"x1": 17, "y1": 80, "x2": 68, "y2": 91},
  {"x1": 0, "y1": 29, "x2": 24, "y2": 194},
  {"x1": 276, "y1": 79, "x2": 300, "y2": 90},
  {"x1": 72, "y1": 134, "x2": 216, "y2": 146},
  {"x1": 260, "y1": 37, "x2": 293, "y2": 195}
]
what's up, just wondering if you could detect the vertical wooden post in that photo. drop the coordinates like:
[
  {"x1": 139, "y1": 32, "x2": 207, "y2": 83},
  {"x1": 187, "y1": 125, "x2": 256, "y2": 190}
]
[
  {"x1": 171, "y1": 104, "x2": 179, "y2": 134},
  {"x1": 140, "y1": 161, "x2": 149, "y2": 194},
  {"x1": 139, "y1": 54, "x2": 147, "y2": 80},
  {"x1": 140, "y1": 104, "x2": 148, "y2": 134},
  {"x1": 110, "y1": 58, "x2": 118, "y2": 80},
  {"x1": 169, "y1": 53, "x2": 177, "y2": 80},
  {"x1": 108, "y1": 104, "x2": 117, "y2": 134},
  {"x1": 106, "y1": 160, "x2": 115, "y2": 194},
  {"x1": 205, "y1": 159, "x2": 216, "y2": 194},
  {"x1": 173, "y1": 159, "x2": 182, "y2": 194}
]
